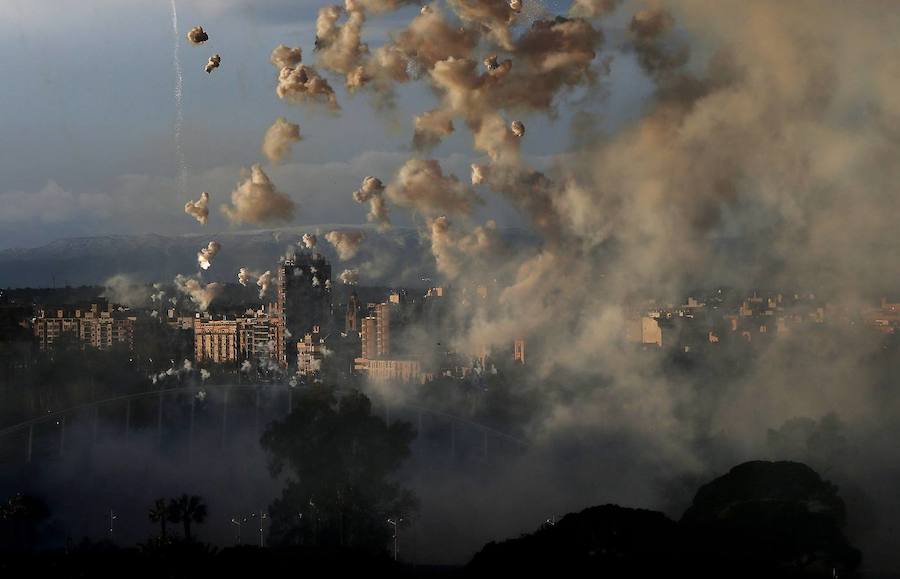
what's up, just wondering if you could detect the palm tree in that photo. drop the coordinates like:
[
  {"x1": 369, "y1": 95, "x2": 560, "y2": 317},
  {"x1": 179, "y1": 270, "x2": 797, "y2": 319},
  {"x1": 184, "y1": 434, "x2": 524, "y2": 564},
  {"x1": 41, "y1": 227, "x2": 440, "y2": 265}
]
[
  {"x1": 148, "y1": 498, "x2": 169, "y2": 541},
  {"x1": 168, "y1": 494, "x2": 208, "y2": 541}
]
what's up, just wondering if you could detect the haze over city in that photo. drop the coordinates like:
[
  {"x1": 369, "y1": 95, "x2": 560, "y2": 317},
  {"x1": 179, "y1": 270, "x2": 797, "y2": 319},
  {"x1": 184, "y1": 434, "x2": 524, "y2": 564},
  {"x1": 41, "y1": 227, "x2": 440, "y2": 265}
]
[{"x1": 2, "y1": 0, "x2": 900, "y2": 577}]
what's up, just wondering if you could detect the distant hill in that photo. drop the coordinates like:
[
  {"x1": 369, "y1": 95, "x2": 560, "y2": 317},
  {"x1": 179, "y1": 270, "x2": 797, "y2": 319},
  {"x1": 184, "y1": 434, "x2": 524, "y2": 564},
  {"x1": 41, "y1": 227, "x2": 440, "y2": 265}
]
[{"x1": 0, "y1": 226, "x2": 538, "y2": 289}]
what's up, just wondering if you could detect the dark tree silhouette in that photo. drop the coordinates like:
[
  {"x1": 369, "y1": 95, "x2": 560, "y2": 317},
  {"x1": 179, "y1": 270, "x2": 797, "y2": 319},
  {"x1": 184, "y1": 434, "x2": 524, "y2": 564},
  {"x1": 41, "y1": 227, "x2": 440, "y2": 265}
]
[
  {"x1": 0, "y1": 493, "x2": 50, "y2": 552},
  {"x1": 467, "y1": 504, "x2": 681, "y2": 576},
  {"x1": 167, "y1": 495, "x2": 208, "y2": 542},
  {"x1": 148, "y1": 498, "x2": 170, "y2": 541},
  {"x1": 261, "y1": 386, "x2": 417, "y2": 554},
  {"x1": 681, "y1": 460, "x2": 861, "y2": 576}
]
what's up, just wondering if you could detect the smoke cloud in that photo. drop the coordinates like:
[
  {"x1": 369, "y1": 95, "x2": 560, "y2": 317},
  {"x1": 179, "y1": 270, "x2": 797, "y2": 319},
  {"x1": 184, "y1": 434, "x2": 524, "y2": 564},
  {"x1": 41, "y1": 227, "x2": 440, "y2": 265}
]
[
  {"x1": 186, "y1": 25, "x2": 208, "y2": 44},
  {"x1": 262, "y1": 117, "x2": 302, "y2": 164},
  {"x1": 196, "y1": 241, "x2": 221, "y2": 270},
  {"x1": 352, "y1": 176, "x2": 391, "y2": 229},
  {"x1": 301, "y1": 233, "x2": 317, "y2": 249},
  {"x1": 221, "y1": 164, "x2": 296, "y2": 225},
  {"x1": 385, "y1": 159, "x2": 480, "y2": 216},
  {"x1": 205, "y1": 54, "x2": 221, "y2": 74},
  {"x1": 173, "y1": 274, "x2": 222, "y2": 311},
  {"x1": 339, "y1": 268, "x2": 360, "y2": 285},
  {"x1": 325, "y1": 230, "x2": 364, "y2": 260},
  {"x1": 257, "y1": 270, "x2": 273, "y2": 299},
  {"x1": 237, "y1": 267, "x2": 252, "y2": 286},
  {"x1": 270, "y1": 44, "x2": 303, "y2": 69},
  {"x1": 184, "y1": 191, "x2": 210, "y2": 225}
]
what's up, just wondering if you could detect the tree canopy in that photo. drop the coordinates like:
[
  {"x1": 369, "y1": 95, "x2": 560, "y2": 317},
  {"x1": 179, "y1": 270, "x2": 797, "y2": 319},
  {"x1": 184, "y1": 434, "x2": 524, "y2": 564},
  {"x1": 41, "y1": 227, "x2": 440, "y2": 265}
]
[{"x1": 261, "y1": 386, "x2": 417, "y2": 554}]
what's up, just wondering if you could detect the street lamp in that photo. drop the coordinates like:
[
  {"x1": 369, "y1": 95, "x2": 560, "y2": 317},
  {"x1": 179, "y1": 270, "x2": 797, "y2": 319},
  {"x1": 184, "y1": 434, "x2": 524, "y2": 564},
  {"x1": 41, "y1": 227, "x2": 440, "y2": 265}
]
[
  {"x1": 230, "y1": 515, "x2": 248, "y2": 544},
  {"x1": 108, "y1": 509, "x2": 118, "y2": 541},
  {"x1": 387, "y1": 517, "x2": 403, "y2": 561},
  {"x1": 248, "y1": 510, "x2": 268, "y2": 547}
]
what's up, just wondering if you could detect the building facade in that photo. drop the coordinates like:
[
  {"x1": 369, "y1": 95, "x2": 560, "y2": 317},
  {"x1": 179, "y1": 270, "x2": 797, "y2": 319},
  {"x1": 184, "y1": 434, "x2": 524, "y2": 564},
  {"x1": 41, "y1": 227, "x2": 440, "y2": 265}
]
[
  {"x1": 34, "y1": 303, "x2": 136, "y2": 352},
  {"x1": 194, "y1": 307, "x2": 285, "y2": 368},
  {"x1": 277, "y1": 253, "x2": 332, "y2": 348}
]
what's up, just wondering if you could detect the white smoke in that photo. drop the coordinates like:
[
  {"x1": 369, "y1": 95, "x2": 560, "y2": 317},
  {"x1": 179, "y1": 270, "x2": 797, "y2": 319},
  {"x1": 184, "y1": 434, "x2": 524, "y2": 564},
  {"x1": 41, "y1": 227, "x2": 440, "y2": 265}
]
[
  {"x1": 238, "y1": 267, "x2": 252, "y2": 286},
  {"x1": 197, "y1": 241, "x2": 221, "y2": 270},
  {"x1": 301, "y1": 233, "x2": 317, "y2": 249},
  {"x1": 339, "y1": 268, "x2": 360, "y2": 285},
  {"x1": 257, "y1": 270, "x2": 273, "y2": 299}
]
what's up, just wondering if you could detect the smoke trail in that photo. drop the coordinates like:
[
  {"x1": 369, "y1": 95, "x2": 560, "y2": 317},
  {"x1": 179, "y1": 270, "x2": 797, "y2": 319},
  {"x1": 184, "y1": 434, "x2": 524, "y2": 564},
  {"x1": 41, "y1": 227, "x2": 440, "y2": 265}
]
[{"x1": 170, "y1": 0, "x2": 187, "y2": 196}]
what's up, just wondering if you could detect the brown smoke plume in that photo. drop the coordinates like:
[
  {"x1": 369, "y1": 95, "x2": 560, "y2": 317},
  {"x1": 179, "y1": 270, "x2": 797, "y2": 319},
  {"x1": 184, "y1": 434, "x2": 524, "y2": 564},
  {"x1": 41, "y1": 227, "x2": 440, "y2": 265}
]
[
  {"x1": 413, "y1": 109, "x2": 455, "y2": 150},
  {"x1": 197, "y1": 241, "x2": 221, "y2": 270},
  {"x1": 205, "y1": 54, "x2": 221, "y2": 74},
  {"x1": 386, "y1": 159, "x2": 480, "y2": 216},
  {"x1": 238, "y1": 267, "x2": 252, "y2": 286},
  {"x1": 275, "y1": 64, "x2": 339, "y2": 110},
  {"x1": 353, "y1": 176, "x2": 391, "y2": 229},
  {"x1": 174, "y1": 274, "x2": 221, "y2": 311},
  {"x1": 325, "y1": 230, "x2": 365, "y2": 260},
  {"x1": 184, "y1": 191, "x2": 210, "y2": 225},
  {"x1": 429, "y1": 216, "x2": 503, "y2": 279},
  {"x1": 186, "y1": 26, "x2": 208, "y2": 45},
  {"x1": 271, "y1": 45, "x2": 303, "y2": 69},
  {"x1": 221, "y1": 164, "x2": 296, "y2": 225},
  {"x1": 262, "y1": 117, "x2": 302, "y2": 164}
]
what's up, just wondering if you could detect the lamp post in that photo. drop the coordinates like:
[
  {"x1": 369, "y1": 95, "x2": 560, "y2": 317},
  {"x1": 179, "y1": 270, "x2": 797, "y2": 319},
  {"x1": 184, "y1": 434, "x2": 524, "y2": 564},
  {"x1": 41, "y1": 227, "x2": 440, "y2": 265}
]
[
  {"x1": 230, "y1": 515, "x2": 247, "y2": 544},
  {"x1": 387, "y1": 517, "x2": 403, "y2": 561},
  {"x1": 108, "y1": 509, "x2": 118, "y2": 541}
]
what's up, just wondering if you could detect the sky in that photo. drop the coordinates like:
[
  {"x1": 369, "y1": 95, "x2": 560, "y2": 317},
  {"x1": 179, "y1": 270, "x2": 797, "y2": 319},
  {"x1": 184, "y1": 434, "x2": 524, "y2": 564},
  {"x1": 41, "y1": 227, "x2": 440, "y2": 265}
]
[{"x1": 0, "y1": 0, "x2": 652, "y2": 250}]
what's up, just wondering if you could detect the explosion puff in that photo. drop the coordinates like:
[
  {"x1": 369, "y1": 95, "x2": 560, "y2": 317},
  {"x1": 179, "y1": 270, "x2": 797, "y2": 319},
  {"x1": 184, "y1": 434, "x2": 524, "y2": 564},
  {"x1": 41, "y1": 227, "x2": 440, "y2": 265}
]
[
  {"x1": 339, "y1": 268, "x2": 360, "y2": 285},
  {"x1": 257, "y1": 270, "x2": 273, "y2": 299},
  {"x1": 184, "y1": 192, "x2": 210, "y2": 225},
  {"x1": 174, "y1": 274, "x2": 221, "y2": 311},
  {"x1": 325, "y1": 230, "x2": 364, "y2": 260},
  {"x1": 186, "y1": 26, "x2": 209, "y2": 44},
  {"x1": 205, "y1": 54, "x2": 221, "y2": 74},
  {"x1": 301, "y1": 233, "x2": 317, "y2": 249},
  {"x1": 352, "y1": 176, "x2": 391, "y2": 229},
  {"x1": 221, "y1": 164, "x2": 296, "y2": 225},
  {"x1": 262, "y1": 117, "x2": 302, "y2": 164},
  {"x1": 197, "y1": 241, "x2": 221, "y2": 270},
  {"x1": 238, "y1": 267, "x2": 252, "y2": 286}
]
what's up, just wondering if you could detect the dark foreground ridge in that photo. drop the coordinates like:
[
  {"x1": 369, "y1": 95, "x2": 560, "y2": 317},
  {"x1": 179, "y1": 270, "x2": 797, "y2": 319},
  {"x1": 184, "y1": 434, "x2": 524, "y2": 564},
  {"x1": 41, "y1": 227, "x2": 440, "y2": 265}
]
[{"x1": 0, "y1": 461, "x2": 864, "y2": 578}]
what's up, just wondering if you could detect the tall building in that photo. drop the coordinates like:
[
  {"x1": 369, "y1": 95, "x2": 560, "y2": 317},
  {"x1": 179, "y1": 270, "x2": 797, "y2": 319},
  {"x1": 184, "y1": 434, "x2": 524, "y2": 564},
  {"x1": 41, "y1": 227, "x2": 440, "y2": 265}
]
[
  {"x1": 345, "y1": 291, "x2": 360, "y2": 334},
  {"x1": 361, "y1": 316, "x2": 377, "y2": 360},
  {"x1": 360, "y1": 302, "x2": 390, "y2": 359},
  {"x1": 34, "y1": 302, "x2": 136, "y2": 352},
  {"x1": 277, "y1": 252, "x2": 332, "y2": 349}
]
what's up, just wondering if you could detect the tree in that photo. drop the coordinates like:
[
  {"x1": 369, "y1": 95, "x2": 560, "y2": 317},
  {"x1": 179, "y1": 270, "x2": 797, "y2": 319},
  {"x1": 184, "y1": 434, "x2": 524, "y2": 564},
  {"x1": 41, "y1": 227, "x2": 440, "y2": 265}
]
[
  {"x1": 0, "y1": 493, "x2": 50, "y2": 552},
  {"x1": 681, "y1": 460, "x2": 861, "y2": 576},
  {"x1": 467, "y1": 504, "x2": 681, "y2": 576},
  {"x1": 261, "y1": 386, "x2": 418, "y2": 554},
  {"x1": 148, "y1": 498, "x2": 170, "y2": 541},
  {"x1": 167, "y1": 494, "x2": 208, "y2": 542}
]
